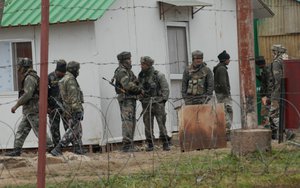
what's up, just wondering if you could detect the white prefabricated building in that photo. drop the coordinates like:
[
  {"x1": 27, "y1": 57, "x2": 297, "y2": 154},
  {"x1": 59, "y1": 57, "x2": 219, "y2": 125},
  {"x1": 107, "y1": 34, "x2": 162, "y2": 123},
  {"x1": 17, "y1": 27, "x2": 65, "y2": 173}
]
[{"x1": 0, "y1": 0, "x2": 273, "y2": 149}]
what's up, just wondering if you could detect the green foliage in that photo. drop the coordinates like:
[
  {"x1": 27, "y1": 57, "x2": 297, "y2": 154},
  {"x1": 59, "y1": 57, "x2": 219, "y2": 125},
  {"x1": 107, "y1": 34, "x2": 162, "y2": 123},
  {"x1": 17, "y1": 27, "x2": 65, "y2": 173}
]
[{"x1": 6, "y1": 147, "x2": 300, "y2": 188}]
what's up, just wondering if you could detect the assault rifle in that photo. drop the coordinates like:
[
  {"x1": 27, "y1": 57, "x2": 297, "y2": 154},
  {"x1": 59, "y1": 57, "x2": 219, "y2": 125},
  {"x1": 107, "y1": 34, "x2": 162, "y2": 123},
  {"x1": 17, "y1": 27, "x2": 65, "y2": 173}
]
[
  {"x1": 50, "y1": 96, "x2": 65, "y2": 111},
  {"x1": 102, "y1": 77, "x2": 126, "y2": 93}
]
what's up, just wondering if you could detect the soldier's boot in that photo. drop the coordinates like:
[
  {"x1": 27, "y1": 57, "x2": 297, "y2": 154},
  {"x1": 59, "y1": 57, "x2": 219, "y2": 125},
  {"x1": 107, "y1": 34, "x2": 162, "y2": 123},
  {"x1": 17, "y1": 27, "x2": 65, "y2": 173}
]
[
  {"x1": 162, "y1": 142, "x2": 170, "y2": 151},
  {"x1": 271, "y1": 129, "x2": 278, "y2": 140},
  {"x1": 122, "y1": 144, "x2": 138, "y2": 153},
  {"x1": 161, "y1": 135, "x2": 172, "y2": 151},
  {"x1": 73, "y1": 144, "x2": 87, "y2": 155},
  {"x1": 5, "y1": 148, "x2": 21, "y2": 157},
  {"x1": 46, "y1": 144, "x2": 55, "y2": 154},
  {"x1": 226, "y1": 130, "x2": 231, "y2": 141},
  {"x1": 285, "y1": 130, "x2": 296, "y2": 140},
  {"x1": 270, "y1": 122, "x2": 278, "y2": 140},
  {"x1": 145, "y1": 142, "x2": 154, "y2": 152},
  {"x1": 50, "y1": 144, "x2": 62, "y2": 156},
  {"x1": 121, "y1": 144, "x2": 130, "y2": 152}
]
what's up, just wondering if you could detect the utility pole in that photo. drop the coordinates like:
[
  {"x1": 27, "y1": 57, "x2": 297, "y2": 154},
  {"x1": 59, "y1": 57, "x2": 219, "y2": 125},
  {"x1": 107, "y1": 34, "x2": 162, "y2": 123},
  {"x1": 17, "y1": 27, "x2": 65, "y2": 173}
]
[
  {"x1": 231, "y1": 0, "x2": 271, "y2": 155},
  {"x1": 37, "y1": 0, "x2": 49, "y2": 187},
  {"x1": 236, "y1": 0, "x2": 257, "y2": 129}
]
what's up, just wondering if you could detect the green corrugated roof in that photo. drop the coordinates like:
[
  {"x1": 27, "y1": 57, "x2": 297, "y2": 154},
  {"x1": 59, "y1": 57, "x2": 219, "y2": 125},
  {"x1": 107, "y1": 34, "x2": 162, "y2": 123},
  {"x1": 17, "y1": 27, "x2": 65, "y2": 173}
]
[{"x1": 1, "y1": 0, "x2": 115, "y2": 27}]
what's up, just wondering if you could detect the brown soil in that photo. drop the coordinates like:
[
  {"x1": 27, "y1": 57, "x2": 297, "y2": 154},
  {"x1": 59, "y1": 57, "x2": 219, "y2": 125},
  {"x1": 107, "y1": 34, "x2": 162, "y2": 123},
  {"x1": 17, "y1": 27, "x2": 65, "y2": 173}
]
[
  {"x1": 0, "y1": 134, "x2": 299, "y2": 187},
  {"x1": 0, "y1": 144, "x2": 211, "y2": 187}
]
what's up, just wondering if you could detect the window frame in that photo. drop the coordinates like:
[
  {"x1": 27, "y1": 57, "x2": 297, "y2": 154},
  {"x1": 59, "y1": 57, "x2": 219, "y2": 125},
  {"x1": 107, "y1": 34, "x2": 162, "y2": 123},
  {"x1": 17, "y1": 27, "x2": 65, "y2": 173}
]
[
  {"x1": 0, "y1": 39, "x2": 35, "y2": 95},
  {"x1": 165, "y1": 21, "x2": 191, "y2": 80}
]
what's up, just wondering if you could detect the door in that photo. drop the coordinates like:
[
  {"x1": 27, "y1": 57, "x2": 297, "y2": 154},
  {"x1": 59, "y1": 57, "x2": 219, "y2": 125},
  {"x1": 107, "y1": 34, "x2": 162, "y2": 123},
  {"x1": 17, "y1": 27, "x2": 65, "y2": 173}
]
[{"x1": 167, "y1": 25, "x2": 189, "y2": 132}]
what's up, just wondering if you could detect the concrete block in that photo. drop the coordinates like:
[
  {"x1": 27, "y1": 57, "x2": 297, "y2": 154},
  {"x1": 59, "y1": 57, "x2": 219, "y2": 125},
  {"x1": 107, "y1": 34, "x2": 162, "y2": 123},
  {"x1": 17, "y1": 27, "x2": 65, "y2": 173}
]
[{"x1": 231, "y1": 129, "x2": 272, "y2": 155}]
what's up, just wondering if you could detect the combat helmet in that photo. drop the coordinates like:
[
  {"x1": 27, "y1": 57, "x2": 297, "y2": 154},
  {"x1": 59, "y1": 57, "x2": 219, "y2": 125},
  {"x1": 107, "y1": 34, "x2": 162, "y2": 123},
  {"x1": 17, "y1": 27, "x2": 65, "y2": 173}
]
[
  {"x1": 140, "y1": 56, "x2": 154, "y2": 66},
  {"x1": 67, "y1": 61, "x2": 80, "y2": 72},
  {"x1": 271, "y1": 44, "x2": 287, "y2": 53},
  {"x1": 18, "y1": 58, "x2": 33, "y2": 68}
]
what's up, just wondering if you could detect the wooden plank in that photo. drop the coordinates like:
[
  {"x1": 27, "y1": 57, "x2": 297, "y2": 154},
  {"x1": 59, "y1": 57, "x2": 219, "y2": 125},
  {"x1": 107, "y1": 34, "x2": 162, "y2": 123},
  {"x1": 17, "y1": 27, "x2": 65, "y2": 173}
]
[{"x1": 178, "y1": 104, "x2": 226, "y2": 152}]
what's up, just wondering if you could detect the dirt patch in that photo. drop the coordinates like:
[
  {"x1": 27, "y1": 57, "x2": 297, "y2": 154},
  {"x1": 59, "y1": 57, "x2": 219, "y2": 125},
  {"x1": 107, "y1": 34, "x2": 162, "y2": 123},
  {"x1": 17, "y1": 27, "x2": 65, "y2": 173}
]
[
  {"x1": 0, "y1": 136, "x2": 299, "y2": 187},
  {"x1": 0, "y1": 145, "x2": 199, "y2": 187}
]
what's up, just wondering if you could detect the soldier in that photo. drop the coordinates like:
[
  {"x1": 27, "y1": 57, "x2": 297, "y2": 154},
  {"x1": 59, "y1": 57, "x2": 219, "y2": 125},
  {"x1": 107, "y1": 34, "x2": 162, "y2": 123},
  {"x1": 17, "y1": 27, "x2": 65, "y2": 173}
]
[
  {"x1": 213, "y1": 50, "x2": 233, "y2": 139},
  {"x1": 268, "y1": 44, "x2": 295, "y2": 140},
  {"x1": 5, "y1": 58, "x2": 52, "y2": 157},
  {"x1": 138, "y1": 56, "x2": 171, "y2": 151},
  {"x1": 181, "y1": 50, "x2": 214, "y2": 105},
  {"x1": 113, "y1": 51, "x2": 143, "y2": 152},
  {"x1": 255, "y1": 56, "x2": 271, "y2": 127},
  {"x1": 48, "y1": 60, "x2": 68, "y2": 148},
  {"x1": 50, "y1": 61, "x2": 85, "y2": 156}
]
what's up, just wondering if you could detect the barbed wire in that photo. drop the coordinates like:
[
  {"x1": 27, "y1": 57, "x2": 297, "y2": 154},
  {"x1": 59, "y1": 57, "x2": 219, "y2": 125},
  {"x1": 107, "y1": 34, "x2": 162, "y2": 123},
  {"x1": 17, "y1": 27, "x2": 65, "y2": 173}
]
[
  {"x1": 1, "y1": 2, "x2": 300, "y2": 16},
  {"x1": 0, "y1": 58, "x2": 255, "y2": 69},
  {"x1": 0, "y1": 95, "x2": 299, "y2": 187},
  {"x1": 3, "y1": 93, "x2": 300, "y2": 107},
  {"x1": 0, "y1": 4, "x2": 248, "y2": 16},
  {"x1": 1, "y1": 1, "x2": 300, "y2": 187}
]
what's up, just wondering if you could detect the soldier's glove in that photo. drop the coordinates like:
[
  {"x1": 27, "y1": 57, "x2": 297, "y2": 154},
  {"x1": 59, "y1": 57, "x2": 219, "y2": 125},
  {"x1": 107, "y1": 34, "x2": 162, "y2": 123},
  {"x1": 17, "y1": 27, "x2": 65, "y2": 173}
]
[{"x1": 73, "y1": 111, "x2": 84, "y2": 121}]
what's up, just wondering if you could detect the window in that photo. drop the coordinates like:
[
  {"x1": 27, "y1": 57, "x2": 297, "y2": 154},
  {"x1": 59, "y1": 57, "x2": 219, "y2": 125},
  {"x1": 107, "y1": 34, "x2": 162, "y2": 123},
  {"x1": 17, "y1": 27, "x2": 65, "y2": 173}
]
[
  {"x1": 0, "y1": 41, "x2": 32, "y2": 92},
  {"x1": 167, "y1": 26, "x2": 189, "y2": 75}
]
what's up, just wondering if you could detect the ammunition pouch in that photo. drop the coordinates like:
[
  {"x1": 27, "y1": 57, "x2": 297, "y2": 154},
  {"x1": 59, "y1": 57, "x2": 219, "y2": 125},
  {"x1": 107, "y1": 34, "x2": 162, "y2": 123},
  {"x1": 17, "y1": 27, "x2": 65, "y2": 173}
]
[
  {"x1": 187, "y1": 78, "x2": 205, "y2": 95},
  {"x1": 143, "y1": 81, "x2": 158, "y2": 97}
]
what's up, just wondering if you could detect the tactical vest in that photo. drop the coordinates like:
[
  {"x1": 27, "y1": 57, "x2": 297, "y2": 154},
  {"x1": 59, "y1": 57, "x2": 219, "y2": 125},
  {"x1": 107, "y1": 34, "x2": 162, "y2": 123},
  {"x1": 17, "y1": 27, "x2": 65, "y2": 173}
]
[
  {"x1": 140, "y1": 70, "x2": 161, "y2": 97},
  {"x1": 114, "y1": 66, "x2": 138, "y2": 95},
  {"x1": 19, "y1": 70, "x2": 40, "y2": 99},
  {"x1": 186, "y1": 65, "x2": 208, "y2": 95}
]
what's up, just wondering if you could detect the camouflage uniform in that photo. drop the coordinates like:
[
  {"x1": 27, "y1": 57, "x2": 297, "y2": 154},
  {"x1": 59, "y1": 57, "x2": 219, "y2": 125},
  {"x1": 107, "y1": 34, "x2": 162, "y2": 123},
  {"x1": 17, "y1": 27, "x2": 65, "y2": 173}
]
[
  {"x1": 268, "y1": 45, "x2": 286, "y2": 138},
  {"x1": 138, "y1": 56, "x2": 171, "y2": 151},
  {"x1": 50, "y1": 61, "x2": 84, "y2": 156},
  {"x1": 48, "y1": 60, "x2": 68, "y2": 147},
  {"x1": 257, "y1": 64, "x2": 271, "y2": 126},
  {"x1": 113, "y1": 51, "x2": 142, "y2": 152},
  {"x1": 181, "y1": 51, "x2": 214, "y2": 105},
  {"x1": 6, "y1": 58, "x2": 52, "y2": 156}
]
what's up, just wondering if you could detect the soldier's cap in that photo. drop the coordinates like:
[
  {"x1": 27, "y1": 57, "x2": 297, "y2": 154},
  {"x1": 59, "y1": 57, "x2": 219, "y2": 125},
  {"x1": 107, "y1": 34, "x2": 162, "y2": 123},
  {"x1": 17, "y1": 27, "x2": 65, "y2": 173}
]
[
  {"x1": 218, "y1": 50, "x2": 230, "y2": 61},
  {"x1": 140, "y1": 56, "x2": 154, "y2": 66},
  {"x1": 255, "y1": 56, "x2": 266, "y2": 66},
  {"x1": 18, "y1": 58, "x2": 33, "y2": 67},
  {"x1": 55, "y1": 59, "x2": 67, "y2": 73},
  {"x1": 117, "y1": 51, "x2": 131, "y2": 61},
  {"x1": 192, "y1": 50, "x2": 203, "y2": 59},
  {"x1": 271, "y1": 44, "x2": 287, "y2": 53}
]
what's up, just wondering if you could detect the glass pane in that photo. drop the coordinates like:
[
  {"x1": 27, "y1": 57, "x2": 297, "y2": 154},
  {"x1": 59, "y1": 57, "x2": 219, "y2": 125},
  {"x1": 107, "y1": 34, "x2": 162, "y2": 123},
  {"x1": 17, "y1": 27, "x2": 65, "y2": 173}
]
[
  {"x1": 0, "y1": 42, "x2": 13, "y2": 92},
  {"x1": 167, "y1": 26, "x2": 188, "y2": 74}
]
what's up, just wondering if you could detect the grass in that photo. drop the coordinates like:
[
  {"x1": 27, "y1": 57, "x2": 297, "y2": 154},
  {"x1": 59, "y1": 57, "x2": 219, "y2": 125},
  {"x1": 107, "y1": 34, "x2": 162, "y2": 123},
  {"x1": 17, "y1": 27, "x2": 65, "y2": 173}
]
[{"x1": 4, "y1": 146, "x2": 300, "y2": 188}]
